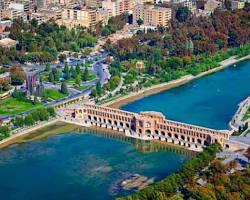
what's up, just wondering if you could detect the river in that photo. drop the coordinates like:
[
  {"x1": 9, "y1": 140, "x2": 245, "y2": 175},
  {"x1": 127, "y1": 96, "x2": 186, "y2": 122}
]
[
  {"x1": 122, "y1": 60, "x2": 250, "y2": 130},
  {"x1": 1, "y1": 59, "x2": 250, "y2": 200},
  {"x1": 0, "y1": 123, "x2": 190, "y2": 200}
]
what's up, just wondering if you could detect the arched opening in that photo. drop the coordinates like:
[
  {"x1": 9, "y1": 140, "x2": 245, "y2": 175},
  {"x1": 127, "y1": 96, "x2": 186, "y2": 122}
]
[
  {"x1": 187, "y1": 137, "x2": 190, "y2": 142},
  {"x1": 161, "y1": 131, "x2": 165, "y2": 136},
  {"x1": 126, "y1": 123, "x2": 130, "y2": 128},
  {"x1": 99, "y1": 118, "x2": 102, "y2": 122},
  {"x1": 174, "y1": 134, "x2": 178, "y2": 139},
  {"x1": 114, "y1": 121, "x2": 118, "y2": 126},
  {"x1": 108, "y1": 119, "x2": 112, "y2": 124},
  {"x1": 155, "y1": 130, "x2": 159, "y2": 135},
  {"x1": 94, "y1": 116, "x2": 97, "y2": 121},
  {"x1": 204, "y1": 140, "x2": 210, "y2": 146},
  {"x1": 181, "y1": 135, "x2": 185, "y2": 140},
  {"x1": 168, "y1": 132, "x2": 172, "y2": 138},
  {"x1": 145, "y1": 129, "x2": 151, "y2": 134},
  {"x1": 139, "y1": 129, "x2": 142, "y2": 134},
  {"x1": 225, "y1": 144, "x2": 230, "y2": 148},
  {"x1": 103, "y1": 119, "x2": 106, "y2": 123},
  {"x1": 197, "y1": 139, "x2": 202, "y2": 144},
  {"x1": 88, "y1": 115, "x2": 91, "y2": 120},
  {"x1": 120, "y1": 122, "x2": 124, "y2": 127}
]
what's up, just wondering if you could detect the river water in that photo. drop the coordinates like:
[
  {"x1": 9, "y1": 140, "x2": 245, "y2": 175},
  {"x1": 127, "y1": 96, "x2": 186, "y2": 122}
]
[
  {"x1": 1, "y1": 60, "x2": 250, "y2": 200},
  {"x1": 123, "y1": 60, "x2": 250, "y2": 130},
  {"x1": 0, "y1": 126, "x2": 190, "y2": 200}
]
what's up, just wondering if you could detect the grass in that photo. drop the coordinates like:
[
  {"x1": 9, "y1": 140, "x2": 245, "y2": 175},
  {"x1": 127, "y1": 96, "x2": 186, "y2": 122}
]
[
  {"x1": 44, "y1": 89, "x2": 68, "y2": 100},
  {"x1": 88, "y1": 72, "x2": 97, "y2": 81},
  {"x1": 0, "y1": 98, "x2": 43, "y2": 115},
  {"x1": 243, "y1": 108, "x2": 250, "y2": 121},
  {"x1": 74, "y1": 85, "x2": 91, "y2": 91}
]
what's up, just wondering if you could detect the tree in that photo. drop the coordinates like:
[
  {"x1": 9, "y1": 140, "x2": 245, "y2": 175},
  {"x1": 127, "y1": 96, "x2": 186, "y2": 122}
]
[
  {"x1": 82, "y1": 66, "x2": 89, "y2": 81},
  {"x1": 91, "y1": 88, "x2": 97, "y2": 97},
  {"x1": 137, "y1": 18, "x2": 144, "y2": 26},
  {"x1": 10, "y1": 66, "x2": 26, "y2": 85},
  {"x1": 60, "y1": 81, "x2": 68, "y2": 95},
  {"x1": 176, "y1": 6, "x2": 191, "y2": 22},
  {"x1": 63, "y1": 64, "x2": 70, "y2": 80},
  {"x1": 70, "y1": 66, "x2": 77, "y2": 79},
  {"x1": 101, "y1": 27, "x2": 111, "y2": 36},
  {"x1": 24, "y1": 115, "x2": 35, "y2": 126},
  {"x1": 96, "y1": 81, "x2": 102, "y2": 96},
  {"x1": 59, "y1": 54, "x2": 67, "y2": 63},
  {"x1": 45, "y1": 63, "x2": 50, "y2": 71},
  {"x1": 0, "y1": 126, "x2": 10, "y2": 137},
  {"x1": 75, "y1": 75, "x2": 81, "y2": 86},
  {"x1": 52, "y1": 68, "x2": 59, "y2": 81},
  {"x1": 75, "y1": 64, "x2": 81, "y2": 74},
  {"x1": 48, "y1": 71, "x2": 54, "y2": 82},
  {"x1": 47, "y1": 107, "x2": 56, "y2": 117}
]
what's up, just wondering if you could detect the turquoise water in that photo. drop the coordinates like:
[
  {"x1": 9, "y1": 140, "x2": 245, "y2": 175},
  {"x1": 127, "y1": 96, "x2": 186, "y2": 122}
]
[
  {"x1": 0, "y1": 131, "x2": 189, "y2": 200},
  {"x1": 1, "y1": 60, "x2": 250, "y2": 200},
  {"x1": 123, "y1": 60, "x2": 250, "y2": 130}
]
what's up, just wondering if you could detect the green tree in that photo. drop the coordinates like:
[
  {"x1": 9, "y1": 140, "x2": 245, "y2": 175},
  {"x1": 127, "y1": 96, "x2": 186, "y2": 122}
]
[
  {"x1": 82, "y1": 66, "x2": 89, "y2": 81},
  {"x1": 137, "y1": 18, "x2": 144, "y2": 26},
  {"x1": 0, "y1": 126, "x2": 10, "y2": 136},
  {"x1": 63, "y1": 64, "x2": 70, "y2": 80},
  {"x1": 176, "y1": 6, "x2": 191, "y2": 22},
  {"x1": 76, "y1": 64, "x2": 81, "y2": 74},
  {"x1": 91, "y1": 88, "x2": 97, "y2": 97},
  {"x1": 101, "y1": 27, "x2": 111, "y2": 36},
  {"x1": 45, "y1": 63, "x2": 50, "y2": 71},
  {"x1": 60, "y1": 81, "x2": 68, "y2": 95},
  {"x1": 52, "y1": 68, "x2": 59, "y2": 81},
  {"x1": 49, "y1": 71, "x2": 54, "y2": 82},
  {"x1": 75, "y1": 75, "x2": 81, "y2": 86},
  {"x1": 96, "y1": 81, "x2": 102, "y2": 96},
  {"x1": 70, "y1": 66, "x2": 77, "y2": 79},
  {"x1": 47, "y1": 107, "x2": 56, "y2": 117},
  {"x1": 24, "y1": 115, "x2": 35, "y2": 126}
]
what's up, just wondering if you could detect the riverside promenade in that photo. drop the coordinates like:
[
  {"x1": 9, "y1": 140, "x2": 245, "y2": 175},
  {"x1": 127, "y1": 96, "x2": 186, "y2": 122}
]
[
  {"x1": 229, "y1": 96, "x2": 250, "y2": 130},
  {"x1": 104, "y1": 55, "x2": 250, "y2": 108}
]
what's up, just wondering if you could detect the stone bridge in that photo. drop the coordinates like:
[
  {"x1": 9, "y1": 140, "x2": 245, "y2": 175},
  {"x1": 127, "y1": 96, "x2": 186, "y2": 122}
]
[{"x1": 61, "y1": 103, "x2": 230, "y2": 151}]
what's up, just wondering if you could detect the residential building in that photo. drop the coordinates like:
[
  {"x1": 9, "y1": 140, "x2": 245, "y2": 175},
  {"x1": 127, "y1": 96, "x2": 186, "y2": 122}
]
[
  {"x1": 102, "y1": 0, "x2": 134, "y2": 17},
  {"x1": 57, "y1": 8, "x2": 98, "y2": 29},
  {"x1": 133, "y1": 4, "x2": 172, "y2": 27},
  {"x1": 204, "y1": 0, "x2": 222, "y2": 12},
  {"x1": 231, "y1": 0, "x2": 245, "y2": 10}
]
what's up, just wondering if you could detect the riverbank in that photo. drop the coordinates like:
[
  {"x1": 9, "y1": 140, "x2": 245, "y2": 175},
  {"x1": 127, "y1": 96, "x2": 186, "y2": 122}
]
[
  {"x1": 103, "y1": 55, "x2": 250, "y2": 109},
  {"x1": 0, "y1": 118, "x2": 59, "y2": 148}
]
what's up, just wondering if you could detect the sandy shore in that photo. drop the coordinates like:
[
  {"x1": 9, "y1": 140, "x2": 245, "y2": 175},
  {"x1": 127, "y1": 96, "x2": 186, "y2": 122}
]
[
  {"x1": 103, "y1": 55, "x2": 250, "y2": 108},
  {"x1": 0, "y1": 118, "x2": 59, "y2": 148}
]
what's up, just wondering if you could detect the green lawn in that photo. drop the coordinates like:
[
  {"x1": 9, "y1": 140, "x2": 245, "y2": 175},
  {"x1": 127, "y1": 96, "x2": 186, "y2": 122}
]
[
  {"x1": 44, "y1": 89, "x2": 68, "y2": 100},
  {"x1": 88, "y1": 72, "x2": 97, "y2": 81},
  {"x1": 0, "y1": 98, "x2": 43, "y2": 115},
  {"x1": 74, "y1": 85, "x2": 91, "y2": 91},
  {"x1": 243, "y1": 108, "x2": 250, "y2": 121}
]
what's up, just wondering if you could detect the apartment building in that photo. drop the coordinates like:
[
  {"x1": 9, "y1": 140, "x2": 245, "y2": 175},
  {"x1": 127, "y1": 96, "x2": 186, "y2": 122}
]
[
  {"x1": 133, "y1": 4, "x2": 172, "y2": 27},
  {"x1": 231, "y1": 0, "x2": 245, "y2": 10},
  {"x1": 57, "y1": 8, "x2": 98, "y2": 29},
  {"x1": 102, "y1": 0, "x2": 134, "y2": 17}
]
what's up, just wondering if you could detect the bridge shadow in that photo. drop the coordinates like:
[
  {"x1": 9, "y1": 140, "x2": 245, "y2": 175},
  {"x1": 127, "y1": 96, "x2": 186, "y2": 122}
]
[{"x1": 74, "y1": 126, "x2": 195, "y2": 156}]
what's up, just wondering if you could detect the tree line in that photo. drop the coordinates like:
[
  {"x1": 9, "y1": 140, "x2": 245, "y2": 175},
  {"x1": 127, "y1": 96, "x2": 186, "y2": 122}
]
[{"x1": 0, "y1": 19, "x2": 97, "y2": 65}]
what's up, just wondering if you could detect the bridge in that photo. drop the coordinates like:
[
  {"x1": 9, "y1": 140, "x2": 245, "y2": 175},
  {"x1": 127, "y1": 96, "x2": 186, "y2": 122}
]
[{"x1": 60, "y1": 102, "x2": 232, "y2": 151}]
